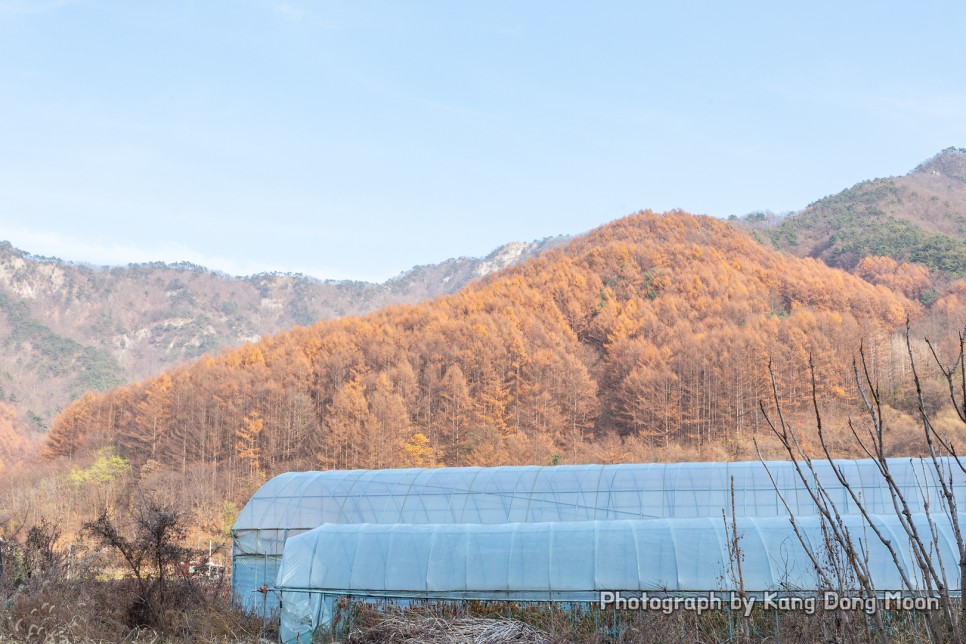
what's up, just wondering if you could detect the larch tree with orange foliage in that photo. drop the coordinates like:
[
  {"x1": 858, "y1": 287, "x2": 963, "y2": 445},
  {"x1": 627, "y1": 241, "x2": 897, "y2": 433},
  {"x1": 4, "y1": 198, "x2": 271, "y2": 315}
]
[{"x1": 235, "y1": 410, "x2": 265, "y2": 477}]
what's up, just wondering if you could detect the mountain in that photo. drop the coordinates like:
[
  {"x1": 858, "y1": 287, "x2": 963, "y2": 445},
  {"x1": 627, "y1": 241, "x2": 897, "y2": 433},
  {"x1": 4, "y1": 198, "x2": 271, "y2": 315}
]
[
  {"x1": 0, "y1": 235, "x2": 566, "y2": 459},
  {"x1": 44, "y1": 211, "x2": 922, "y2": 472},
  {"x1": 741, "y1": 147, "x2": 966, "y2": 277}
]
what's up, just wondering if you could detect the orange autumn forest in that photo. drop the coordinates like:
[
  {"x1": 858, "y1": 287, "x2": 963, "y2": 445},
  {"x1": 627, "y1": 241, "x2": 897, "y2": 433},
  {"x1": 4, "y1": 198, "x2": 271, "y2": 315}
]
[{"x1": 43, "y1": 211, "x2": 963, "y2": 479}]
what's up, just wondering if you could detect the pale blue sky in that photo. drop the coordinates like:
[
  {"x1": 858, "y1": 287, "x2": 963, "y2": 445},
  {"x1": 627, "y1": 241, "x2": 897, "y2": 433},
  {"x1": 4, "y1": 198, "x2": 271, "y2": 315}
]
[{"x1": 1, "y1": 1, "x2": 964, "y2": 281}]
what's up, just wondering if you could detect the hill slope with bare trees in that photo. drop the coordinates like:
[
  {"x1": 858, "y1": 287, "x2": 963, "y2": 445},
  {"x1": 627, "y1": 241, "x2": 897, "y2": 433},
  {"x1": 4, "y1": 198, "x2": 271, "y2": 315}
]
[{"x1": 743, "y1": 148, "x2": 966, "y2": 277}]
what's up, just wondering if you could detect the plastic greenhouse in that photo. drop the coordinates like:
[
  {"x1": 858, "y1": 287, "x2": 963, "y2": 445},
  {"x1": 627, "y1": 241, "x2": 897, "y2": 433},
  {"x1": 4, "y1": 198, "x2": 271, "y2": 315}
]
[
  {"x1": 229, "y1": 459, "x2": 966, "y2": 640},
  {"x1": 276, "y1": 513, "x2": 965, "y2": 640}
]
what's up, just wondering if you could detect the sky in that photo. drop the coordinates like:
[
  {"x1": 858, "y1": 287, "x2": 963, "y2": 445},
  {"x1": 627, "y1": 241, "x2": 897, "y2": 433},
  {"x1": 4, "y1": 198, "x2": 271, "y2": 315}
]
[{"x1": 0, "y1": 1, "x2": 964, "y2": 282}]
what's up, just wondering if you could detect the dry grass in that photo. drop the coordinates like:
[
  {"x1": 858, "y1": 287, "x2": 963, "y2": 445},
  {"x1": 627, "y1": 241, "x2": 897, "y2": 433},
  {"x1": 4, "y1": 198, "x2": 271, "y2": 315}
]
[
  {"x1": 0, "y1": 582, "x2": 934, "y2": 643},
  {"x1": 320, "y1": 598, "x2": 933, "y2": 644},
  {"x1": 0, "y1": 577, "x2": 273, "y2": 643}
]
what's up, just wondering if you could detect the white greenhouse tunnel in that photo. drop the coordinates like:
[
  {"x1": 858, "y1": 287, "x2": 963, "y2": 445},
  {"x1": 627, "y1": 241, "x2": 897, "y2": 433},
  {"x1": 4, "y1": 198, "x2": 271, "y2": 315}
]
[{"x1": 275, "y1": 513, "x2": 965, "y2": 642}]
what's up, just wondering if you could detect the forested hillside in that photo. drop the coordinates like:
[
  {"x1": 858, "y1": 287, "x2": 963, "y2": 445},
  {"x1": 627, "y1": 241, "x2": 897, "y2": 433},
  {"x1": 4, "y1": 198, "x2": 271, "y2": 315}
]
[
  {"x1": 44, "y1": 211, "x2": 931, "y2": 474},
  {"x1": 0, "y1": 236, "x2": 564, "y2": 461},
  {"x1": 743, "y1": 148, "x2": 966, "y2": 277}
]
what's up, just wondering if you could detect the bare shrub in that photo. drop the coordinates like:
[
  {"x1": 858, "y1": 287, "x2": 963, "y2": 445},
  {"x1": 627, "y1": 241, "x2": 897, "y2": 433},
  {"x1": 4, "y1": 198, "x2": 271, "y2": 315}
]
[
  {"x1": 755, "y1": 321, "x2": 966, "y2": 643},
  {"x1": 83, "y1": 498, "x2": 190, "y2": 628},
  {"x1": 80, "y1": 495, "x2": 272, "y2": 641}
]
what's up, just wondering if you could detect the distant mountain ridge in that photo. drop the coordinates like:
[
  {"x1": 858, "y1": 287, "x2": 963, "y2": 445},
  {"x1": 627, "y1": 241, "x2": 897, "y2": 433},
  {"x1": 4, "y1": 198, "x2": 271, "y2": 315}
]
[
  {"x1": 740, "y1": 147, "x2": 966, "y2": 276},
  {"x1": 0, "y1": 235, "x2": 567, "y2": 458}
]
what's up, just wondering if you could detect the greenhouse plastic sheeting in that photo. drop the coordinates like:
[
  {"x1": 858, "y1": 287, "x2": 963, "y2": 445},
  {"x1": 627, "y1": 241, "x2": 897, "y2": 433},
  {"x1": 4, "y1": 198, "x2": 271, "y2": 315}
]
[
  {"x1": 231, "y1": 459, "x2": 966, "y2": 610},
  {"x1": 276, "y1": 514, "x2": 965, "y2": 643}
]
